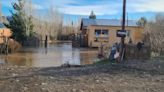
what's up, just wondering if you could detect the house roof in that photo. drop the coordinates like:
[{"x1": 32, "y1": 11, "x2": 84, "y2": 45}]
[
  {"x1": 81, "y1": 18, "x2": 139, "y2": 29},
  {"x1": 0, "y1": 23, "x2": 5, "y2": 28}
]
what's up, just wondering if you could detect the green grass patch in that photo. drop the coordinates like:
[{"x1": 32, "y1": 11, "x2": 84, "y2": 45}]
[
  {"x1": 94, "y1": 59, "x2": 119, "y2": 65},
  {"x1": 94, "y1": 58, "x2": 127, "y2": 65},
  {"x1": 94, "y1": 59, "x2": 111, "y2": 65}
]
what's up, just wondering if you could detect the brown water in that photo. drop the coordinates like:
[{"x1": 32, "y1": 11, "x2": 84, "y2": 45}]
[{"x1": 0, "y1": 42, "x2": 99, "y2": 67}]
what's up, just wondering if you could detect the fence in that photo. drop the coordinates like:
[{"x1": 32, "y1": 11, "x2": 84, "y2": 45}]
[
  {"x1": 23, "y1": 37, "x2": 40, "y2": 47},
  {"x1": 125, "y1": 44, "x2": 151, "y2": 60}
]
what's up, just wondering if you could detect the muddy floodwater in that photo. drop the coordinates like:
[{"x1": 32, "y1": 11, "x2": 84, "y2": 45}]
[{"x1": 0, "y1": 42, "x2": 99, "y2": 67}]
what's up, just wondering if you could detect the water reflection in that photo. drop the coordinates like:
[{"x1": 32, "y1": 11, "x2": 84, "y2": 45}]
[{"x1": 0, "y1": 42, "x2": 99, "y2": 67}]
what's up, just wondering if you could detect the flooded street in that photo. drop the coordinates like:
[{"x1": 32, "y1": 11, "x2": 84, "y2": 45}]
[{"x1": 0, "y1": 42, "x2": 99, "y2": 67}]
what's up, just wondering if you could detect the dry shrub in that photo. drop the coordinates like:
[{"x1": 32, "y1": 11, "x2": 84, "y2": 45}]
[
  {"x1": 8, "y1": 39, "x2": 22, "y2": 53},
  {"x1": 144, "y1": 14, "x2": 164, "y2": 54}
]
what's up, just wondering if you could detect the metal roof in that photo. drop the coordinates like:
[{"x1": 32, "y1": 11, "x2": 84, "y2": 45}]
[
  {"x1": 81, "y1": 18, "x2": 139, "y2": 27},
  {"x1": 0, "y1": 23, "x2": 5, "y2": 28}
]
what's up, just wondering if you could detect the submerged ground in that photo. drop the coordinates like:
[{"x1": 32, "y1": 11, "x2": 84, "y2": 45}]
[{"x1": 0, "y1": 59, "x2": 164, "y2": 92}]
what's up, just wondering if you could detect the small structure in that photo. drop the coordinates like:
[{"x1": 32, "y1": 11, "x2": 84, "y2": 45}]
[
  {"x1": 80, "y1": 18, "x2": 144, "y2": 48},
  {"x1": 0, "y1": 23, "x2": 12, "y2": 43},
  {"x1": 0, "y1": 23, "x2": 13, "y2": 54}
]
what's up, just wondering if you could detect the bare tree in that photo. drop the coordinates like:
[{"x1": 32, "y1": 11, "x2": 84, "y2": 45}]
[
  {"x1": 47, "y1": 6, "x2": 63, "y2": 40},
  {"x1": 25, "y1": 2, "x2": 63, "y2": 41},
  {"x1": 0, "y1": 0, "x2": 2, "y2": 22},
  {"x1": 144, "y1": 14, "x2": 164, "y2": 54},
  {"x1": 18, "y1": 0, "x2": 64, "y2": 42},
  {"x1": 0, "y1": 0, "x2": 2, "y2": 17}
]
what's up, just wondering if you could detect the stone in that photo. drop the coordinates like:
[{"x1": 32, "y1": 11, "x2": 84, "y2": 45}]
[
  {"x1": 23, "y1": 87, "x2": 28, "y2": 91},
  {"x1": 12, "y1": 73, "x2": 18, "y2": 77},
  {"x1": 35, "y1": 84, "x2": 39, "y2": 86},
  {"x1": 16, "y1": 79, "x2": 19, "y2": 82},
  {"x1": 41, "y1": 83, "x2": 47, "y2": 85},
  {"x1": 72, "y1": 89, "x2": 77, "y2": 92}
]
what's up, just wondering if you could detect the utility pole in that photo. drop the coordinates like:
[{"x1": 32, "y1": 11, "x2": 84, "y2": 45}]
[
  {"x1": 72, "y1": 21, "x2": 74, "y2": 34},
  {"x1": 120, "y1": 0, "x2": 126, "y2": 61}
]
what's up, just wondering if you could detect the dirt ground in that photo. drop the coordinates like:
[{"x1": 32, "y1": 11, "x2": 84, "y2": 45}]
[{"x1": 0, "y1": 60, "x2": 164, "y2": 92}]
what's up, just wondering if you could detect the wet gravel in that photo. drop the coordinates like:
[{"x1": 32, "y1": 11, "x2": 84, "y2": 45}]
[{"x1": 0, "y1": 60, "x2": 164, "y2": 92}]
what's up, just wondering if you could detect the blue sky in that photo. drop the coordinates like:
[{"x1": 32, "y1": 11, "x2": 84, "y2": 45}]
[{"x1": 1, "y1": 0, "x2": 164, "y2": 23}]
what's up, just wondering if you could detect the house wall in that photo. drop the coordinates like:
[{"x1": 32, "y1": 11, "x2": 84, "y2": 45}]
[
  {"x1": 0, "y1": 28, "x2": 12, "y2": 44},
  {"x1": 87, "y1": 25, "x2": 144, "y2": 47}
]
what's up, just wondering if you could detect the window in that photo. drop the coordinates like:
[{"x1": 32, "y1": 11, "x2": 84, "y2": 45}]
[
  {"x1": 95, "y1": 29, "x2": 109, "y2": 35},
  {"x1": 102, "y1": 30, "x2": 108, "y2": 35},
  {"x1": 95, "y1": 29, "x2": 101, "y2": 37},
  {"x1": 94, "y1": 29, "x2": 109, "y2": 42}
]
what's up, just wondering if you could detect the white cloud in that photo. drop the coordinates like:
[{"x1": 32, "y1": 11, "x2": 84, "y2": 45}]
[
  {"x1": 59, "y1": 4, "x2": 119, "y2": 15},
  {"x1": 24, "y1": 1, "x2": 44, "y2": 10},
  {"x1": 51, "y1": 0, "x2": 164, "y2": 15},
  {"x1": 130, "y1": 0, "x2": 164, "y2": 13},
  {"x1": 28, "y1": 3, "x2": 44, "y2": 10},
  {"x1": 55, "y1": 0, "x2": 122, "y2": 15},
  {"x1": 2, "y1": 0, "x2": 164, "y2": 16}
]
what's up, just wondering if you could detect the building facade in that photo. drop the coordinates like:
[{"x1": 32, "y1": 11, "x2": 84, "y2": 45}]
[
  {"x1": 80, "y1": 18, "x2": 144, "y2": 47},
  {"x1": 0, "y1": 23, "x2": 12, "y2": 44}
]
